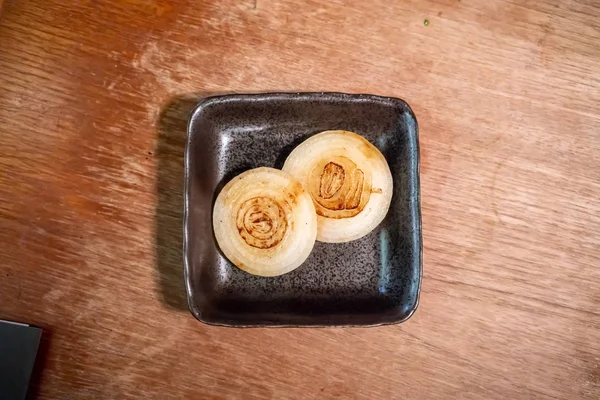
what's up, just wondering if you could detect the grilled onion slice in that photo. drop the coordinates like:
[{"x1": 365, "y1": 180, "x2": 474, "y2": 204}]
[
  {"x1": 213, "y1": 167, "x2": 317, "y2": 276},
  {"x1": 283, "y1": 130, "x2": 393, "y2": 243}
]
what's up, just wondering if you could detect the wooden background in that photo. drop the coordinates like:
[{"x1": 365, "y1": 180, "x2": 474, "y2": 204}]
[{"x1": 1, "y1": 0, "x2": 599, "y2": 398}]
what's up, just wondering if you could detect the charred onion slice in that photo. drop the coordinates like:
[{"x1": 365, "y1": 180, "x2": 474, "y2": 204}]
[
  {"x1": 213, "y1": 167, "x2": 317, "y2": 276},
  {"x1": 283, "y1": 130, "x2": 393, "y2": 242}
]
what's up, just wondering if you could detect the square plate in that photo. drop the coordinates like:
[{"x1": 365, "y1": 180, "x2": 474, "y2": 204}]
[{"x1": 184, "y1": 92, "x2": 421, "y2": 327}]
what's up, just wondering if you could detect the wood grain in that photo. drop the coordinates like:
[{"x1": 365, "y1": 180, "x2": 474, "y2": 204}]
[{"x1": 1, "y1": 0, "x2": 599, "y2": 399}]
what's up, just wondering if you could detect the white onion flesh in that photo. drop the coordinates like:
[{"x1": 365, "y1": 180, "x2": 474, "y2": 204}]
[
  {"x1": 282, "y1": 130, "x2": 393, "y2": 243},
  {"x1": 213, "y1": 167, "x2": 317, "y2": 276}
]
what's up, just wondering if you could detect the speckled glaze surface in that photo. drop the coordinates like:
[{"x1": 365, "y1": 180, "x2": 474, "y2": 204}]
[{"x1": 184, "y1": 92, "x2": 421, "y2": 327}]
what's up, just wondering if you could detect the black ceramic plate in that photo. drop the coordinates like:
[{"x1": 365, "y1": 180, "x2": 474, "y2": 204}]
[{"x1": 184, "y1": 92, "x2": 421, "y2": 327}]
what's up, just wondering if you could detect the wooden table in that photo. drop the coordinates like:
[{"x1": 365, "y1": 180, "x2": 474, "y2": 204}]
[{"x1": 1, "y1": 0, "x2": 599, "y2": 399}]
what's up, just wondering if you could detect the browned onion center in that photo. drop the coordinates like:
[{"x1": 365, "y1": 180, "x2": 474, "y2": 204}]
[
  {"x1": 308, "y1": 156, "x2": 372, "y2": 219},
  {"x1": 236, "y1": 197, "x2": 288, "y2": 249}
]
